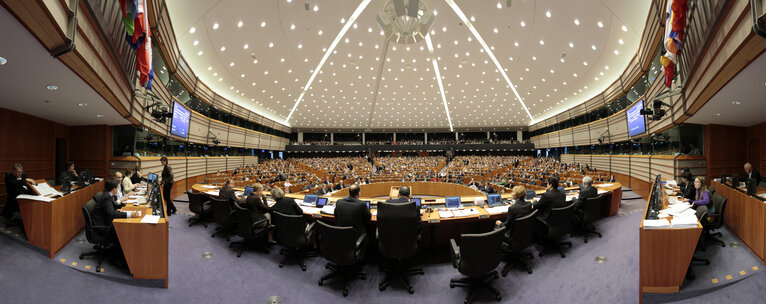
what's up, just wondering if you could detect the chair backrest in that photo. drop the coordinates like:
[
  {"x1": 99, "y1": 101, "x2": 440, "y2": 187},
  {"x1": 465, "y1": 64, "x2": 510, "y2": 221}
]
[
  {"x1": 458, "y1": 228, "x2": 505, "y2": 277},
  {"x1": 233, "y1": 205, "x2": 255, "y2": 238},
  {"x1": 547, "y1": 203, "x2": 575, "y2": 238},
  {"x1": 316, "y1": 221, "x2": 358, "y2": 266},
  {"x1": 508, "y1": 210, "x2": 538, "y2": 253},
  {"x1": 211, "y1": 198, "x2": 231, "y2": 226},
  {"x1": 582, "y1": 195, "x2": 603, "y2": 224},
  {"x1": 81, "y1": 199, "x2": 107, "y2": 245},
  {"x1": 709, "y1": 193, "x2": 728, "y2": 228},
  {"x1": 271, "y1": 211, "x2": 308, "y2": 248},
  {"x1": 188, "y1": 191, "x2": 204, "y2": 214},
  {"x1": 377, "y1": 201, "x2": 420, "y2": 259}
]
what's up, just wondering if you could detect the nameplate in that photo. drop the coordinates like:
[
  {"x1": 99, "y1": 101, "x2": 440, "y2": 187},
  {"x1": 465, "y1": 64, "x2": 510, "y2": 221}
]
[
  {"x1": 428, "y1": 218, "x2": 439, "y2": 223},
  {"x1": 479, "y1": 214, "x2": 489, "y2": 219},
  {"x1": 312, "y1": 213, "x2": 322, "y2": 218}
]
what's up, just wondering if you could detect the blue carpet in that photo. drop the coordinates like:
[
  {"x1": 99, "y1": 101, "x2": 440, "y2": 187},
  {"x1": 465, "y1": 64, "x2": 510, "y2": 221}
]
[{"x1": 0, "y1": 189, "x2": 762, "y2": 303}]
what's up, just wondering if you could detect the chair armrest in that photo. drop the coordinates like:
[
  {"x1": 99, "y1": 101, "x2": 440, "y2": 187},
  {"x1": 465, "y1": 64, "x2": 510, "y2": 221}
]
[
  {"x1": 251, "y1": 218, "x2": 269, "y2": 230},
  {"x1": 356, "y1": 232, "x2": 368, "y2": 248},
  {"x1": 305, "y1": 222, "x2": 316, "y2": 235},
  {"x1": 536, "y1": 217, "x2": 548, "y2": 227},
  {"x1": 91, "y1": 225, "x2": 111, "y2": 231},
  {"x1": 449, "y1": 239, "x2": 460, "y2": 269}
]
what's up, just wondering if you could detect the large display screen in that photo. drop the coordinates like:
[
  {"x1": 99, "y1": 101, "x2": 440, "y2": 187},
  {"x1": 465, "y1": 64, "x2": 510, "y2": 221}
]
[
  {"x1": 627, "y1": 100, "x2": 646, "y2": 137},
  {"x1": 170, "y1": 101, "x2": 190, "y2": 138}
]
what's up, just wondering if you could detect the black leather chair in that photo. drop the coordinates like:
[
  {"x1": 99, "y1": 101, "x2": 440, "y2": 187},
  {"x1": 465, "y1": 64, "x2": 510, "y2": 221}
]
[
  {"x1": 229, "y1": 204, "x2": 271, "y2": 257},
  {"x1": 579, "y1": 195, "x2": 604, "y2": 243},
  {"x1": 316, "y1": 221, "x2": 367, "y2": 297},
  {"x1": 538, "y1": 203, "x2": 575, "y2": 258},
  {"x1": 271, "y1": 211, "x2": 316, "y2": 271},
  {"x1": 210, "y1": 198, "x2": 236, "y2": 240},
  {"x1": 377, "y1": 201, "x2": 424, "y2": 294},
  {"x1": 449, "y1": 228, "x2": 506, "y2": 303},
  {"x1": 688, "y1": 210, "x2": 711, "y2": 280},
  {"x1": 701, "y1": 193, "x2": 728, "y2": 249},
  {"x1": 187, "y1": 191, "x2": 212, "y2": 228},
  {"x1": 501, "y1": 210, "x2": 538, "y2": 276},
  {"x1": 79, "y1": 199, "x2": 112, "y2": 272}
]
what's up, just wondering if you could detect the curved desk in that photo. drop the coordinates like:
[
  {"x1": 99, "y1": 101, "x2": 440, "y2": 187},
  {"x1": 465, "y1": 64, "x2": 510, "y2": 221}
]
[{"x1": 192, "y1": 182, "x2": 622, "y2": 246}]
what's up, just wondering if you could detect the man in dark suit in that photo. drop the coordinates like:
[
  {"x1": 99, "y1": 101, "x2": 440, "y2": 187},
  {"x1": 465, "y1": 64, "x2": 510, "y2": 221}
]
[
  {"x1": 58, "y1": 161, "x2": 79, "y2": 186},
  {"x1": 93, "y1": 178, "x2": 140, "y2": 242},
  {"x1": 495, "y1": 186, "x2": 533, "y2": 237},
  {"x1": 532, "y1": 176, "x2": 567, "y2": 221},
  {"x1": 381, "y1": 186, "x2": 422, "y2": 231},
  {"x1": 335, "y1": 184, "x2": 371, "y2": 241},
  {"x1": 3, "y1": 163, "x2": 37, "y2": 227},
  {"x1": 744, "y1": 163, "x2": 762, "y2": 186},
  {"x1": 269, "y1": 187, "x2": 303, "y2": 216},
  {"x1": 219, "y1": 179, "x2": 241, "y2": 210},
  {"x1": 239, "y1": 183, "x2": 271, "y2": 237},
  {"x1": 575, "y1": 176, "x2": 598, "y2": 209}
]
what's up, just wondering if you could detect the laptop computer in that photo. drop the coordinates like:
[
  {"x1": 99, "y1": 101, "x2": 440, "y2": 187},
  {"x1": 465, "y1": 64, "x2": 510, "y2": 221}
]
[
  {"x1": 243, "y1": 186, "x2": 254, "y2": 196},
  {"x1": 487, "y1": 193, "x2": 502, "y2": 206},
  {"x1": 316, "y1": 197, "x2": 328, "y2": 207},
  {"x1": 445, "y1": 196, "x2": 461, "y2": 208},
  {"x1": 411, "y1": 197, "x2": 422, "y2": 209},
  {"x1": 303, "y1": 194, "x2": 318, "y2": 205}
]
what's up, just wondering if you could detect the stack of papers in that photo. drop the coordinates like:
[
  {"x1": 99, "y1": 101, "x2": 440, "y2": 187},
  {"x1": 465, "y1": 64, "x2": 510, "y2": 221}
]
[
  {"x1": 320, "y1": 205, "x2": 335, "y2": 215},
  {"x1": 666, "y1": 203, "x2": 692, "y2": 216},
  {"x1": 16, "y1": 194, "x2": 55, "y2": 202},
  {"x1": 643, "y1": 219, "x2": 671, "y2": 229},
  {"x1": 205, "y1": 190, "x2": 220, "y2": 196},
  {"x1": 140, "y1": 215, "x2": 160, "y2": 224},
  {"x1": 300, "y1": 206, "x2": 321, "y2": 214},
  {"x1": 485, "y1": 205, "x2": 510, "y2": 214},
  {"x1": 670, "y1": 215, "x2": 699, "y2": 228},
  {"x1": 201, "y1": 185, "x2": 218, "y2": 189},
  {"x1": 438, "y1": 210, "x2": 455, "y2": 218},
  {"x1": 597, "y1": 190, "x2": 608, "y2": 195},
  {"x1": 599, "y1": 183, "x2": 615, "y2": 187},
  {"x1": 32, "y1": 183, "x2": 63, "y2": 197}
]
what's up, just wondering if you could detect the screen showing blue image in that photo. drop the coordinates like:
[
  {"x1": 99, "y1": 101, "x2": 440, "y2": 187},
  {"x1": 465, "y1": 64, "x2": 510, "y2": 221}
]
[
  {"x1": 526, "y1": 190, "x2": 536, "y2": 200},
  {"x1": 627, "y1": 100, "x2": 647, "y2": 137},
  {"x1": 303, "y1": 194, "x2": 318, "y2": 205},
  {"x1": 445, "y1": 196, "x2": 461, "y2": 208},
  {"x1": 487, "y1": 194, "x2": 502, "y2": 205},
  {"x1": 411, "y1": 197, "x2": 422, "y2": 209},
  {"x1": 170, "y1": 101, "x2": 190, "y2": 138},
  {"x1": 243, "y1": 186, "x2": 254, "y2": 196},
  {"x1": 316, "y1": 197, "x2": 328, "y2": 207}
]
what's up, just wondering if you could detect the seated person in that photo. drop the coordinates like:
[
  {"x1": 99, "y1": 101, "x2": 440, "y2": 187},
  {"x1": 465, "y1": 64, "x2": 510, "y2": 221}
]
[
  {"x1": 219, "y1": 179, "x2": 241, "y2": 209},
  {"x1": 495, "y1": 186, "x2": 533, "y2": 236},
  {"x1": 532, "y1": 177, "x2": 567, "y2": 233},
  {"x1": 3, "y1": 164, "x2": 37, "y2": 226},
  {"x1": 240, "y1": 183, "x2": 270, "y2": 225},
  {"x1": 681, "y1": 177, "x2": 712, "y2": 211},
  {"x1": 382, "y1": 186, "x2": 422, "y2": 231},
  {"x1": 744, "y1": 162, "x2": 761, "y2": 186},
  {"x1": 58, "y1": 161, "x2": 79, "y2": 186},
  {"x1": 269, "y1": 187, "x2": 302, "y2": 216},
  {"x1": 92, "y1": 178, "x2": 141, "y2": 242},
  {"x1": 575, "y1": 176, "x2": 598, "y2": 209},
  {"x1": 335, "y1": 184, "x2": 372, "y2": 241},
  {"x1": 130, "y1": 168, "x2": 145, "y2": 184},
  {"x1": 674, "y1": 175, "x2": 696, "y2": 200},
  {"x1": 121, "y1": 169, "x2": 136, "y2": 195}
]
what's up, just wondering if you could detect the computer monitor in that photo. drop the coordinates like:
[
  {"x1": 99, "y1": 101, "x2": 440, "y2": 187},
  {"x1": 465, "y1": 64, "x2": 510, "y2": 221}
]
[
  {"x1": 303, "y1": 194, "x2": 318, "y2": 205},
  {"x1": 243, "y1": 186, "x2": 254, "y2": 196},
  {"x1": 316, "y1": 197, "x2": 328, "y2": 207},
  {"x1": 411, "y1": 197, "x2": 422, "y2": 209},
  {"x1": 526, "y1": 190, "x2": 537, "y2": 200},
  {"x1": 746, "y1": 178, "x2": 757, "y2": 196},
  {"x1": 731, "y1": 175, "x2": 741, "y2": 189},
  {"x1": 445, "y1": 196, "x2": 461, "y2": 208},
  {"x1": 558, "y1": 186, "x2": 565, "y2": 191},
  {"x1": 147, "y1": 173, "x2": 157, "y2": 183},
  {"x1": 487, "y1": 193, "x2": 502, "y2": 206},
  {"x1": 364, "y1": 201, "x2": 371, "y2": 209}
]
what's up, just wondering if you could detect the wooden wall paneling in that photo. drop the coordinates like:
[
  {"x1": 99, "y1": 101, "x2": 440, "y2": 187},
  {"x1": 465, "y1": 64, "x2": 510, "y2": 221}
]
[
  {"x1": 244, "y1": 156, "x2": 258, "y2": 166},
  {"x1": 609, "y1": 113, "x2": 629, "y2": 142},
  {"x1": 561, "y1": 155, "x2": 575, "y2": 164},
  {"x1": 174, "y1": 56, "x2": 195, "y2": 91},
  {"x1": 227, "y1": 125, "x2": 246, "y2": 148},
  {"x1": 611, "y1": 156, "x2": 631, "y2": 176},
  {"x1": 208, "y1": 120, "x2": 229, "y2": 147},
  {"x1": 195, "y1": 81, "x2": 215, "y2": 105},
  {"x1": 603, "y1": 81, "x2": 624, "y2": 104},
  {"x1": 188, "y1": 111, "x2": 209, "y2": 144},
  {"x1": 560, "y1": 128, "x2": 574, "y2": 147},
  {"x1": 630, "y1": 156, "x2": 652, "y2": 198},
  {"x1": 139, "y1": 157, "x2": 163, "y2": 179},
  {"x1": 675, "y1": 156, "x2": 707, "y2": 181},
  {"x1": 569, "y1": 103, "x2": 587, "y2": 118},
  {"x1": 231, "y1": 104, "x2": 249, "y2": 120},
  {"x1": 206, "y1": 157, "x2": 227, "y2": 174},
  {"x1": 705, "y1": 124, "x2": 747, "y2": 181},
  {"x1": 650, "y1": 156, "x2": 676, "y2": 180},
  {"x1": 621, "y1": 55, "x2": 643, "y2": 89},
  {"x1": 109, "y1": 157, "x2": 140, "y2": 177},
  {"x1": 69, "y1": 125, "x2": 111, "y2": 177},
  {"x1": 212, "y1": 94, "x2": 229, "y2": 111},
  {"x1": 746, "y1": 122, "x2": 766, "y2": 175},
  {"x1": 592, "y1": 155, "x2": 611, "y2": 173},
  {"x1": 572, "y1": 124, "x2": 590, "y2": 146}
]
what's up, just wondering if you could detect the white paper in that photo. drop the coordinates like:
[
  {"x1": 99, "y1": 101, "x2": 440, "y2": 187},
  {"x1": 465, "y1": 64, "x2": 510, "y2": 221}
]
[
  {"x1": 300, "y1": 206, "x2": 321, "y2": 214},
  {"x1": 566, "y1": 195, "x2": 577, "y2": 202},
  {"x1": 670, "y1": 215, "x2": 698, "y2": 228},
  {"x1": 599, "y1": 183, "x2": 615, "y2": 187},
  {"x1": 597, "y1": 190, "x2": 608, "y2": 194},
  {"x1": 140, "y1": 215, "x2": 160, "y2": 224},
  {"x1": 205, "y1": 190, "x2": 220, "y2": 196},
  {"x1": 32, "y1": 183, "x2": 63, "y2": 197},
  {"x1": 201, "y1": 185, "x2": 218, "y2": 189},
  {"x1": 758, "y1": 193, "x2": 766, "y2": 200},
  {"x1": 438, "y1": 210, "x2": 455, "y2": 218},
  {"x1": 643, "y1": 219, "x2": 671, "y2": 229},
  {"x1": 320, "y1": 205, "x2": 336, "y2": 215},
  {"x1": 15, "y1": 194, "x2": 55, "y2": 202},
  {"x1": 485, "y1": 205, "x2": 510, "y2": 214}
]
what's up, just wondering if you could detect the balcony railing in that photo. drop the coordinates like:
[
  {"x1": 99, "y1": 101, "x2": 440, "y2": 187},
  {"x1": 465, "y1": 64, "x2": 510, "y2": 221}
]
[
  {"x1": 677, "y1": 0, "x2": 730, "y2": 87},
  {"x1": 82, "y1": 0, "x2": 138, "y2": 91}
]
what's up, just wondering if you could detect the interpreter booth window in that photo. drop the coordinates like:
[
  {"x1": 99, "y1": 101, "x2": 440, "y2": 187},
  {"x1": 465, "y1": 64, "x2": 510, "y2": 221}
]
[
  {"x1": 151, "y1": 45, "x2": 170, "y2": 86},
  {"x1": 366, "y1": 133, "x2": 393, "y2": 144},
  {"x1": 334, "y1": 133, "x2": 362, "y2": 145},
  {"x1": 166, "y1": 74, "x2": 191, "y2": 104},
  {"x1": 678, "y1": 124, "x2": 704, "y2": 156},
  {"x1": 427, "y1": 132, "x2": 453, "y2": 144},
  {"x1": 648, "y1": 127, "x2": 680, "y2": 155},
  {"x1": 135, "y1": 129, "x2": 165, "y2": 157},
  {"x1": 112, "y1": 126, "x2": 137, "y2": 156}
]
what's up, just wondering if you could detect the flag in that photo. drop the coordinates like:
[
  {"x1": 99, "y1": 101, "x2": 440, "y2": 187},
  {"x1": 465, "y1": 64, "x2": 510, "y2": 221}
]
[
  {"x1": 134, "y1": 0, "x2": 153, "y2": 89},
  {"x1": 127, "y1": 0, "x2": 147, "y2": 50},
  {"x1": 120, "y1": 0, "x2": 138, "y2": 38},
  {"x1": 660, "y1": 0, "x2": 688, "y2": 88}
]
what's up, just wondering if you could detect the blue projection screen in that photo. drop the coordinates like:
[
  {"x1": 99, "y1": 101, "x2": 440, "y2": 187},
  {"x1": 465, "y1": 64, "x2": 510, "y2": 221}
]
[
  {"x1": 627, "y1": 101, "x2": 646, "y2": 137},
  {"x1": 170, "y1": 101, "x2": 190, "y2": 138}
]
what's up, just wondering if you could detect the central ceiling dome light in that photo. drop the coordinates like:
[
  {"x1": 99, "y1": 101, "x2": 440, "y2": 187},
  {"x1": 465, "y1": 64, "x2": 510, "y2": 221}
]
[{"x1": 377, "y1": 0, "x2": 435, "y2": 44}]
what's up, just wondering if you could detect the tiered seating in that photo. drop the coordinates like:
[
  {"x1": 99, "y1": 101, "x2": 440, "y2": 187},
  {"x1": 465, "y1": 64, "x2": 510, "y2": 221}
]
[{"x1": 372, "y1": 156, "x2": 446, "y2": 182}]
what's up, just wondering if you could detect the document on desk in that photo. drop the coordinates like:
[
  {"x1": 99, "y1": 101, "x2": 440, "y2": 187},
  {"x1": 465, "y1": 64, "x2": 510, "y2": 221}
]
[
  {"x1": 597, "y1": 190, "x2": 608, "y2": 195},
  {"x1": 485, "y1": 205, "x2": 510, "y2": 214},
  {"x1": 31, "y1": 183, "x2": 63, "y2": 197},
  {"x1": 643, "y1": 219, "x2": 671, "y2": 229},
  {"x1": 300, "y1": 206, "x2": 321, "y2": 214},
  {"x1": 599, "y1": 183, "x2": 615, "y2": 187},
  {"x1": 201, "y1": 185, "x2": 218, "y2": 189},
  {"x1": 565, "y1": 195, "x2": 578, "y2": 202},
  {"x1": 670, "y1": 215, "x2": 698, "y2": 228},
  {"x1": 16, "y1": 194, "x2": 56, "y2": 202},
  {"x1": 320, "y1": 205, "x2": 335, "y2": 215},
  {"x1": 140, "y1": 215, "x2": 160, "y2": 224},
  {"x1": 205, "y1": 190, "x2": 220, "y2": 196},
  {"x1": 438, "y1": 210, "x2": 455, "y2": 218}
]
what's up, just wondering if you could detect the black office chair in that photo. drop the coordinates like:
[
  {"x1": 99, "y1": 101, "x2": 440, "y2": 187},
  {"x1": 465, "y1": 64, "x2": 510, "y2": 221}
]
[
  {"x1": 579, "y1": 195, "x2": 604, "y2": 243},
  {"x1": 501, "y1": 210, "x2": 538, "y2": 276},
  {"x1": 538, "y1": 203, "x2": 575, "y2": 258},
  {"x1": 449, "y1": 228, "x2": 506, "y2": 303},
  {"x1": 79, "y1": 199, "x2": 112, "y2": 272},
  {"x1": 688, "y1": 210, "x2": 711, "y2": 280},
  {"x1": 701, "y1": 193, "x2": 728, "y2": 249},
  {"x1": 316, "y1": 221, "x2": 367, "y2": 297},
  {"x1": 271, "y1": 211, "x2": 316, "y2": 271},
  {"x1": 187, "y1": 191, "x2": 212, "y2": 228},
  {"x1": 229, "y1": 204, "x2": 271, "y2": 257},
  {"x1": 376, "y1": 201, "x2": 424, "y2": 294},
  {"x1": 210, "y1": 198, "x2": 236, "y2": 240}
]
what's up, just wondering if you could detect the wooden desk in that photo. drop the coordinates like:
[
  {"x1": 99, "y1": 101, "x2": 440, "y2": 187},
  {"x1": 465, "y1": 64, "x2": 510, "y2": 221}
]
[
  {"x1": 639, "y1": 181, "x2": 702, "y2": 295},
  {"x1": 18, "y1": 180, "x2": 104, "y2": 258},
  {"x1": 113, "y1": 185, "x2": 169, "y2": 288},
  {"x1": 710, "y1": 180, "x2": 766, "y2": 263}
]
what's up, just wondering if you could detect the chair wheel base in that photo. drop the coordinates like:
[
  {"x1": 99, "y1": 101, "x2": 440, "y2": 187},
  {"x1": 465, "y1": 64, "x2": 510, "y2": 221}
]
[
  {"x1": 496, "y1": 295, "x2": 502, "y2": 301},
  {"x1": 450, "y1": 283, "x2": 455, "y2": 288},
  {"x1": 79, "y1": 255, "x2": 84, "y2": 259},
  {"x1": 408, "y1": 287, "x2": 414, "y2": 294},
  {"x1": 343, "y1": 288, "x2": 348, "y2": 297},
  {"x1": 318, "y1": 280, "x2": 323, "y2": 286}
]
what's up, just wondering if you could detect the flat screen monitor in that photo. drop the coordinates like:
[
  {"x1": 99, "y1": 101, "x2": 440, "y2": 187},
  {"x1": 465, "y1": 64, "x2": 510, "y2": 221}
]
[
  {"x1": 364, "y1": 201, "x2": 371, "y2": 209},
  {"x1": 411, "y1": 197, "x2": 422, "y2": 209},
  {"x1": 303, "y1": 194, "x2": 318, "y2": 205},
  {"x1": 316, "y1": 197, "x2": 328, "y2": 207},
  {"x1": 558, "y1": 186, "x2": 565, "y2": 191},
  {"x1": 627, "y1": 100, "x2": 647, "y2": 137},
  {"x1": 445, "y1": 196, "x2": 461, "y2": 208},
  {"x1": 147, "y1": 173, "x2": 157, "y2": 183},
  {"x1": 526, "y1": 190, "x2": 537, "y2": 200},
  {"x1": 487, "y1": 193, "x2": 502, "y2": 206},
  {"x1": 170, "y1": 101, "x2": 191, "y2": 138},
  {"x1": 243, "y1": 186, "x2": 254, "y2": 196},
  {"x1": 746, "y1": 178, "x2": 757, "y2": 195}
]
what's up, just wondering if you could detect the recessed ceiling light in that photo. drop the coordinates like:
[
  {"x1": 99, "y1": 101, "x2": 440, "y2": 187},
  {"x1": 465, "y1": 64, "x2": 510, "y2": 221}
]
[
  {"x1": 318, "y1": 30, "x2": 323, "y2": 35},
  {"x1": 545, "y1": 11, "x2": 551, "y2": 18},
  {"x1": 213, "y1": 22, "x2": 219, "y2": 30},
  {"x1": 714, "y1": 113, "x2": 721, "y2": 116},
  {"x1": 243, "y1": 44, "x2": 248, "y2": 49},
  {"x1": 622, "y1": 25, "x2": 628, "y2": 32},
  {"x1": 290, "y1": 24, "x2": 295, "y2": 30},
  {"x1": 220, "y1": 46, "x2": 226, "y2": 51},
  {"x1": 313, "y1": 4, "x2": 318, "y2": 11},
  {"x1": 574, "y1": 19, "x2": 579, "y2": 25},
  {"x1": 569, "y1": 42, "x2": 574, "y2": 48},
  {"x1": 539, "y1": 40, "x2": 544, "y2": 45},
  {"x1": 494, "y1": 28, "x2": 498, "y2": 33},
  {"x1": 0, "y1": 56, "x2": 7, "y2": 65},
  {"x1": 197, "y1": 51, "x2": 203, "y2": 56},
  {"x1": 614, "y1": 50, "x2": 620, "y2": 55},
  {"x1": 260, "y1": 21, "x2": 266, "y2": 28},
  {"x1": 732, "y1": 100, "x2": 741, "y2": 105},
  {"x1": 230, "y1": 62, "x2": 235, "y2": 67},
  {"x1": 497, "y1": 2, "x2": 502, "y2": 9},
  {"x1": 341, "y1": 17, "x2": 346, "y2": 24},
  {"x1": 583, "y1": 61, "x2": 588, "y2": 66},
  {"x1": 207, "y1": 66, "x2": 212, "y2": 70},
  {"x1": 96, "y1": 114, "x2": 104, "y2": 118},
  {"x1": 78, "y1": 103, "x2": 87, "y2": 107},
  {"x1": 189, "y1": 27, "x2": 196, "y2": 33},
  {"x1": 237, "y1": 21, "x2": 244, "y2": 28},
  {"x1": 618, "y1": 39, "x2": 624, "y2": 45},
  {"x1": 520, "y1": 21, "x2": 526, "y2": 27},
  {"x1": 597, "y1": 21, "x2": 603, "y2": 28},
  {"x1": 297, "y1": 43, "x2": 302, "y2": 48},
  {"x1": 46, "y1": 85, "x2": 58, "y2": 91},
  {"x1": 269, "y1": 42, "x2": 274, "y2": 48},
  {"x1": 514, "y1": 41, "x2": 519, "y2": 47}
]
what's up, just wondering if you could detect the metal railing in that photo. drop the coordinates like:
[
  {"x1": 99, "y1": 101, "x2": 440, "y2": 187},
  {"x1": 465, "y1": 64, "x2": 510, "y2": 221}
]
[
  {"x1": 81, "y1": 0, "x2": 138, "y2": 91},
  {"x1": 677, "y1": 0, "x2": 730, "y2": 87},
  {"x1": 753, "y1": 0, "x2": 766, "y2": 38}
]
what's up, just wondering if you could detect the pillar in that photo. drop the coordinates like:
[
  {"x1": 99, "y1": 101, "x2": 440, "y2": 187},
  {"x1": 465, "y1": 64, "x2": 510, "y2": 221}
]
[
  {"x1": 330, "y1": 133, "x2": 334, "y2": 145},
  {"x1": 297, "y1": 132, "x2": 303, "y2": 143}
]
